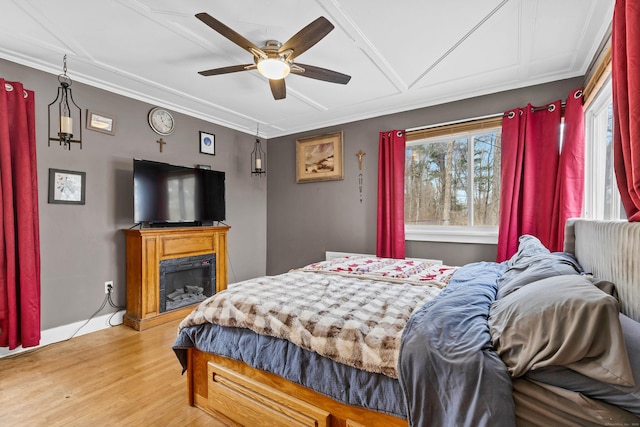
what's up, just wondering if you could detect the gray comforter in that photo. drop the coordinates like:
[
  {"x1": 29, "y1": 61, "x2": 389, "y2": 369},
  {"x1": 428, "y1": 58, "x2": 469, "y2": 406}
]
[{"x1": 398, "y1": 261, "x2": 514, "y2": 427}]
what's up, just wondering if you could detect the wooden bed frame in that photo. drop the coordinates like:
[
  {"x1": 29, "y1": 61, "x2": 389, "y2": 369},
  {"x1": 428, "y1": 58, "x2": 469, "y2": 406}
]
[
  {"x1": 186, "y1": 348, "x2": 406, "y2": 426},
  {"x1": 182, "y1": 219, "x2": 640, "y2": 426}
]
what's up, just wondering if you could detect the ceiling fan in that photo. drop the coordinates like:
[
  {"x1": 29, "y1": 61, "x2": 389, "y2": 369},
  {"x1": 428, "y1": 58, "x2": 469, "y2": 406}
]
[{"x1": 195, "y1": 13, "x2": 351, "y2": 100}]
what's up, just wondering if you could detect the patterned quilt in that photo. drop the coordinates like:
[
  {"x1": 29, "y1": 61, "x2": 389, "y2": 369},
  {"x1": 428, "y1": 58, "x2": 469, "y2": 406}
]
[
  {"x1": 179, "y1": 258, "x2": 458, "y2": 378},
  {"x1": 300, "y1": 256, "x2": 458, "y2": 286}
]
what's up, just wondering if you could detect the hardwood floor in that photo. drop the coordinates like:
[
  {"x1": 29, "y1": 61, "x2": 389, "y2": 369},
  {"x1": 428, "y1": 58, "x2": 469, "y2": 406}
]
[{"x1": 0, "y1": 320, "x2": 228, "y2": 426}]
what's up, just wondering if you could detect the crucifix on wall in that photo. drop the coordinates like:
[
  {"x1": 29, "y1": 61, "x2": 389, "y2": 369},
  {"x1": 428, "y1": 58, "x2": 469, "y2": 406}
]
[
  {"x1": 356, "y1": 150, "x2": 366, "y2": 203},
  {"x1": 157, "y1": 138, "x2": 166, "y2": 153},
  {"x1": 356, "y1": 150, "x2": 366, "y2": 170}
]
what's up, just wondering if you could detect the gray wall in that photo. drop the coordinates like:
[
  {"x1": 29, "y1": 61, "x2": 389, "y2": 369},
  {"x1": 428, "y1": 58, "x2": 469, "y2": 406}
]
[
  {"x1": 1, "y1": 58, "x2": 266, "y2": 330},
  {"x1": 0, "y1": 56, "x2": 585, "y2": 328},
  {"x1": 266, "y1": 77, "x2": 584, "y2": 274}
]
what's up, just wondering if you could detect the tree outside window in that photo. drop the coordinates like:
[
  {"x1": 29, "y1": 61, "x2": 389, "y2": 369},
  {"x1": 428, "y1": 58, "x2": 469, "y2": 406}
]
[{"x1": 405, "y1": 129, "x2": 501, "y2": 229}]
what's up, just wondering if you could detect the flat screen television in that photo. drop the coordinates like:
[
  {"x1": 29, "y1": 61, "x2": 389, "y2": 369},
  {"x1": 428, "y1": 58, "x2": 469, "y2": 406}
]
[{"x1": 133, "y1": 159, "x2": 225, "y2": 225}]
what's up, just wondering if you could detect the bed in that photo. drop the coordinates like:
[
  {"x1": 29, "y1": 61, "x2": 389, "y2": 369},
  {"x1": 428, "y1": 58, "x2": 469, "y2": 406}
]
[{"x1": 173, "y1": 219, "x2": 640, "y2": 426}]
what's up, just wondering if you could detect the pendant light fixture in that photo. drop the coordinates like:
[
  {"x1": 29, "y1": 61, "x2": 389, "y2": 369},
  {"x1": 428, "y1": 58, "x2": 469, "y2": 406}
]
[
  {"x1": 251, "y1": 124, "x2": 266, "y2": 176},
  {"x1": 48, "y1": 55, "x2": 82, "y2": 150}
]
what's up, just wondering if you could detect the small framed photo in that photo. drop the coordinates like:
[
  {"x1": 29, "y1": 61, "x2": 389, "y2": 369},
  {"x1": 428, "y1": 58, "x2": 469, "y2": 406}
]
[
  {"x1": 48, "y1": 168, "x2": 86, "y2": 205},
  {"x1": 86, "y1": 110, "x2": 115, "y2": 135},
  {"x1": 199, "y1": 131, "x2": 215, "y2": 155},
  {"x1": 296, "y1": 131, "x2": 344, "y2": 183}
]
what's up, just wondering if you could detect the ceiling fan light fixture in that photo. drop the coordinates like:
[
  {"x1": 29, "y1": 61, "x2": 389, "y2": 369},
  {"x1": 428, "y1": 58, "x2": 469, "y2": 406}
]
[
  {"x1": 257, "y1": 57, "x2": 290, "y2": 80},
  {"x1": 196, "y1": 14, "x2": 350, "y2": 99}
]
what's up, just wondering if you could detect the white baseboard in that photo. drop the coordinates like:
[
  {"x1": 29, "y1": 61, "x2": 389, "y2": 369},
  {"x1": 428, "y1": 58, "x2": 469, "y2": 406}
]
[{"x1": 0, "y1": 310, "x2": 125, "y2": 359}]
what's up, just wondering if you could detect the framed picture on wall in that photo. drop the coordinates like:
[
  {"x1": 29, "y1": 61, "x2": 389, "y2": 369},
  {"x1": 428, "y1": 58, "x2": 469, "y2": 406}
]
[
  {"x1": 295, "y1": 131, "x2": 344, "y2": 183},
  {"x1": 48, "y1": 168, "x2": 86, "y2": 205},
  {"x1": 86, "y1": 110, "x2": 115, "y2": 135},
  {"x1": 199, "y1": 131, "x2": 215, "y2": 155}
]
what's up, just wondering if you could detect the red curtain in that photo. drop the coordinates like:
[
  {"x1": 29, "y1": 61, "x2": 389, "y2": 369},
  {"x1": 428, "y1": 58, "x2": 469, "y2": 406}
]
[
  {"x1": 497, "y1": 102, "x2": 561, "y2": 261},
  {"x1": 520, "y1": 101, "x2": 562, "y2": 246},
  {"x1": 549, "y1": 89, "x2": 585, "y2": 250},
  {"x1": 497, "y1": 90, "x2": 586, "y2": 261},
  {"x1": 376, "y1": 130, "x2": 406, "y2": 258},
  {"x1": 0, "y1": 79, "x2": 41, "y2": 349},
  {"x1": 612, "y1": 0, "x2": 640, "y2": 221},
  {"x1": 496, "y1": 109, "x2": 526, "y2": 262}
]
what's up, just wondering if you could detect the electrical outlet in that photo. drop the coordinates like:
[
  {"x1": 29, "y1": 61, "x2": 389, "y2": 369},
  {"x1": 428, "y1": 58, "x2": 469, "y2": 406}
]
[{"x1": 104, "y1": 280, "x2": 114, "y2": 294}]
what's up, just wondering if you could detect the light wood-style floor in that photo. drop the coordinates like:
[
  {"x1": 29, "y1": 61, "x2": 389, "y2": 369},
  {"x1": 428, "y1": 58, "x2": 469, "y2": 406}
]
[{"x1": 0, "y1": 320, "x2": 228, "y2": 426}]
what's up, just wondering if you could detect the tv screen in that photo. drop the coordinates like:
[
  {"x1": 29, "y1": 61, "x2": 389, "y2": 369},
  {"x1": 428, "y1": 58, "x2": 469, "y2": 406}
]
[{"x1": 133, "y1": 159, "x2": 225, "y2": 224}]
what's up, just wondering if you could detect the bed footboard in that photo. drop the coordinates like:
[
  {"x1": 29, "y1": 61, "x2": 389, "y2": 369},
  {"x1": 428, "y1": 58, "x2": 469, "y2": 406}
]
[{"x1": 186, "y1": 348, "x2": 406, "y2": 427}]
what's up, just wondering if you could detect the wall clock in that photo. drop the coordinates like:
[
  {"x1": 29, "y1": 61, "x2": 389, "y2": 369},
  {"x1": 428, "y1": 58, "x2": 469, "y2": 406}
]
[{"x1": 148, "y1": 107, "x2": 175, "y2": 135}]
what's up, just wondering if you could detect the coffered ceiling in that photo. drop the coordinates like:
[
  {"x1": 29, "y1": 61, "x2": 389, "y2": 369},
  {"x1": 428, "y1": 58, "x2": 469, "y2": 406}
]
[{"x1": 0, "y1": 0, "x2": 613, "y2": 138}]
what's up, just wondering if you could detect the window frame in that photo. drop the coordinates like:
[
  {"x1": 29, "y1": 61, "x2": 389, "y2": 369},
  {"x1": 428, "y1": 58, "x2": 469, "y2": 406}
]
[
  {"x1": 405, "y1": 117, "x2": 502, "y2": 244},
  {"x1": 583, "y1": 44, "x2": 625, "y2": 221},
  {"x1": 584, "y1": 76, "x2": 624, "y2": 220}
]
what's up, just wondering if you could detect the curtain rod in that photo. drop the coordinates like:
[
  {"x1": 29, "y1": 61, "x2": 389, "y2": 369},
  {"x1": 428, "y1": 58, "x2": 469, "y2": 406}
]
[
  {"x1": 407, "y1": 97, "x2": 576, "y2": 132},
  {"x1": 405, "y1": 112, "x2": 503, "y2": 133},
  {"x1": 504, "y1": 100, "x2": 573, "y2": 119}
]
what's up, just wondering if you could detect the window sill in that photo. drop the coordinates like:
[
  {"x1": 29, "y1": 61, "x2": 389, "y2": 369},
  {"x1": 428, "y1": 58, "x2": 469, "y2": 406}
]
[{"x1": 405, "y1": 225, "x2": 498, "y2": 244}]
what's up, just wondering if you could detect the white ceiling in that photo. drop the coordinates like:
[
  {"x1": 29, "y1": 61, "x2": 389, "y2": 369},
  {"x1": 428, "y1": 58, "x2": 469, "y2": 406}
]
[{"x1": 0, "y1": 0, "x2": 613, "y2": 139}]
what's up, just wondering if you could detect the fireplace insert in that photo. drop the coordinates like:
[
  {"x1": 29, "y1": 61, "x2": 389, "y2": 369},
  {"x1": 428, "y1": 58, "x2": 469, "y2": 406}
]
[{"x1": 159, "y1": 253, "x2": 216, "y2": 312}]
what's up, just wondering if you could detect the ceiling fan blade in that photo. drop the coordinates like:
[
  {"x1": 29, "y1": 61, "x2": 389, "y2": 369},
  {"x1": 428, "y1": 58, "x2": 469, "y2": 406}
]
[
  {"x1": 292, "y1": 63, "x2": 351, "y2": 84},
  {"x1": 279, "y1": 17, "x2": 334, "y2": 60},
  {"x1": 196, "y1": 12, "x2": 264, "y2": 56},
  {"x1": 269, "y1": 79, "x2": 286, "y2": 100},
  {"x1": 198, "y1": 64, "x2": 255, "y2": 76}
]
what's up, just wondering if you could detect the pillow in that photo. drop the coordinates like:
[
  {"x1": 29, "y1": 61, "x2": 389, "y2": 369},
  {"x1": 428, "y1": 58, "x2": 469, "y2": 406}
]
[
  {"x1": 489, "y1": 274, "x2": 634, "y2": 387},
  {"x1": 507, "y1": 234, "x2": 550, "y2": 259},
  {"x1": 497, "y1": 235, "x2": 582, "y2": 299},
  {"x1": 525, "y1": 313, "x2": 640, "y2": 417}
]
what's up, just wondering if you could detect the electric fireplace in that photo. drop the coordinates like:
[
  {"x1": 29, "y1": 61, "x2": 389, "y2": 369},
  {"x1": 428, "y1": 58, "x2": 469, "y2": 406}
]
[{"x1": 159, "y1": 253, "x2": 216, "y2": 313}]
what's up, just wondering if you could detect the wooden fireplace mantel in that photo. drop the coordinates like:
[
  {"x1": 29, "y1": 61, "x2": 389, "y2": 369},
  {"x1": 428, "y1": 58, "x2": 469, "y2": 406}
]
[{"x1": 122, "y1": 226, "x2": 230, "y2": 331}]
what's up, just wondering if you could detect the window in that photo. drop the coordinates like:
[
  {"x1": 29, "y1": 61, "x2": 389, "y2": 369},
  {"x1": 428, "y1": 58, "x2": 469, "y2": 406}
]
[
  {"x1": 584, "y1": 77, "x2": 626, "y2": 220},
  {"x1": 405, "y1": 118, "x2": 501, "y2": 244}
]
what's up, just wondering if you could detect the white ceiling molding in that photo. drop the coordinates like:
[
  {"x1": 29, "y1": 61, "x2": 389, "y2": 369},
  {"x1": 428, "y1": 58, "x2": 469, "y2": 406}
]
[{"x1": 0, "y1": 0, "x2": 614, "y2": 138}]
